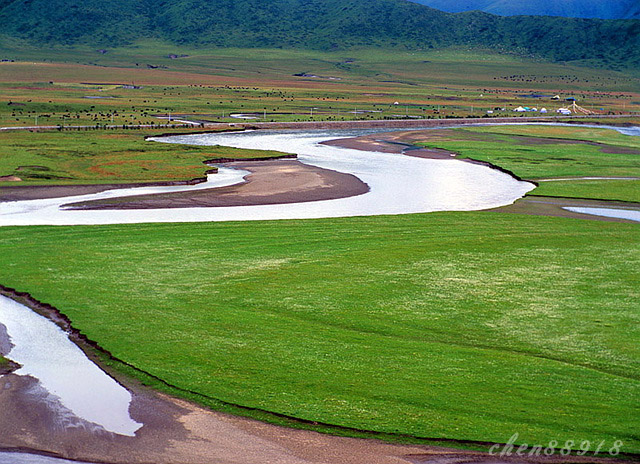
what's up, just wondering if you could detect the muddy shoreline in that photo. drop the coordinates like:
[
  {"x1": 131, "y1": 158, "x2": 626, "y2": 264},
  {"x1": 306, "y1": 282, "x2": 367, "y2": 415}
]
[
  {"x1": 0, "y1": 177, "x2": 213, "y2": 202},
  {"x1": 0, "y1": 322, "x2": 19, "y2": 375},
  {"x1": 63, "y1": 159, "x2": 369, "y2": 210}
]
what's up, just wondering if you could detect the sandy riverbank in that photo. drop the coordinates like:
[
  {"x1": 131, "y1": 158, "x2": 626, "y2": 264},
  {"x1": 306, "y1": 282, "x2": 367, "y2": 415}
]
[
  {"x1": 488, "y1": 195, "x2": 640, "y2": 223},
  {"x1": 321, "y1": 131, "x2": 458, "y2": 160},
  {"x1": 61, "y1": 159, "x2": 369, "y2": 210},
  {"x1": 5, "y1": 374, "x2": 625, "y2": 464}
]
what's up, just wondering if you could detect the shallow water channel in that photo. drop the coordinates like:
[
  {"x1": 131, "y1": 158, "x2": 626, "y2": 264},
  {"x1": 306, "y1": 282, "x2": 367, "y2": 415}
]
[
  {"x1": 564, "y1": 206, "x2": 640, "y2": 222},
  {"x1": 0, "y1": 295, "x2": 142, "y2": 437}
]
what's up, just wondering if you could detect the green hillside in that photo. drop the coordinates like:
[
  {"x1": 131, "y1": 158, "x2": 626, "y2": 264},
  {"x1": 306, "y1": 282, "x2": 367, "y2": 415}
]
[{"x1": 0, "y1": 0, "x2": 639, "y2": 70}]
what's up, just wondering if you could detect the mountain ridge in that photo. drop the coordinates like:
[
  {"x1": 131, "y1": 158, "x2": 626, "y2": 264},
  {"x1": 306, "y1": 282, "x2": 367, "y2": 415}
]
[
  {"x1": 0, "y1": 0, "x2": 638, "y2": 70},
  {"x1": 407, "y1": 0, "x2": 640, "y2": 19}
]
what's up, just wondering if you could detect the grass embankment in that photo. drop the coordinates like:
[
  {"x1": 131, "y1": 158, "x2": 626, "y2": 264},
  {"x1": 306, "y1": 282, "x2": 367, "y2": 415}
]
[
  {"x1": 411, "y1": 125, "x2": 640, "y2": 202},
  {"x1": 0, "y1": 129, "x2": 287, "y2": 185},
  {"x1": 0, "y1": 213, "x2": 638, "y2": 452},
  {"x1": 0, "y1": 355, "x2": 18, "y2": 375}
]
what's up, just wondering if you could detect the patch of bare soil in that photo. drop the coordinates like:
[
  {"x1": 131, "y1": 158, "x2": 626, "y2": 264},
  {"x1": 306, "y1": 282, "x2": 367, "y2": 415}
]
[
  {"x1": 63, "y1": 159, "x2": 369, "y2": 210},
  {"x1": 321, "y1": 132, "x2": 457, "y2": 160}
]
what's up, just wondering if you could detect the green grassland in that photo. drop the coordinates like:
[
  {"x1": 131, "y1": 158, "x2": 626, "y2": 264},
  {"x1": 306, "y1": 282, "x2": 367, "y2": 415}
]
[
  {"x1": 469, "y1": 124, "x2": 640, "y2": 149},
  {"x1": 0, "y1": 213, "x2": 637, "y2": 452},
  {"x1": 534, "y1": 179, "x2": 640, "y2": 202},
  {"x1": 409, "y1": 125, "x2": 640, "y2": 202},
  {"x1": 0, "y1": 45, "x2": 638, "y2": 128},
  {"x1": 0, "y1": 129, "x2": 287, "y2": 185}
]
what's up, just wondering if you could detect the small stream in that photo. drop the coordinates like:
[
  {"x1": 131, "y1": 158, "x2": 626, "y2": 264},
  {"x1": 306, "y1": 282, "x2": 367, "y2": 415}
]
[
  {"x1": 564, "y1": 206, "x2": 640, "y2": 222},
  {"x1": 0, "y1": 295, "x2": 142, "y2": 437}
]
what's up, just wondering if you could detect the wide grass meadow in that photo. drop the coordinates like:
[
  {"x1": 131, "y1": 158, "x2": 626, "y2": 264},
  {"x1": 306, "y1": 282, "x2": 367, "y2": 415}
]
[{"x1": 0, "y1": 213, "x2": 638, "y2": 452}]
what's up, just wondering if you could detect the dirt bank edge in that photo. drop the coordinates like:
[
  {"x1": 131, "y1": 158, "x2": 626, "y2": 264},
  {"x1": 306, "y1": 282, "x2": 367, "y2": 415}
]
[
  {"x1": 63, "y1": 159, "x2": 370, "y2": 210},
  {"x1": 1, "y1": 284, "x2": 638, "y2": 464}
]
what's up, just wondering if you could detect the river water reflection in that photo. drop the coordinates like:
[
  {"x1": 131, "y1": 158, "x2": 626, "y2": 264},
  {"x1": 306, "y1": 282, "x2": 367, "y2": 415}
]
[
  {"x1": 0, "y1": 295, "x2": 142, "y2": 436},
  {"x1": 0, "y1": 128, "x2": 536, "y2": 226}
]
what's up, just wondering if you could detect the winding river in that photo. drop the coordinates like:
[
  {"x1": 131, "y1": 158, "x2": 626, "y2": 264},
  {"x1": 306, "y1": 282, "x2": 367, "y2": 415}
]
[
  {"x1": 0, "y1": 128, "x2": 536, "y2": 226},
  {"x1": 0, "y1": 124, "x2": 638, "y2": 462}
]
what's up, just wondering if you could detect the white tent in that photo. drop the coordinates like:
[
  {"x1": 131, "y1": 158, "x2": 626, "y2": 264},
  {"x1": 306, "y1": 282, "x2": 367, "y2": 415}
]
[{"x1": 513, "y1": 106, "x2": 526, "y2": 112}]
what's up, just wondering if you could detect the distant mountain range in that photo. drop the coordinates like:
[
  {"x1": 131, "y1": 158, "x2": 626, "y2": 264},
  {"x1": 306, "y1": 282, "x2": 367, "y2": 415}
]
[
  {"x1": 0, "y1": 0, "x2": 639, "y2": 70},
  {"x1": 408, "y1": 0, "x2": 640, "y2": 19}
]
